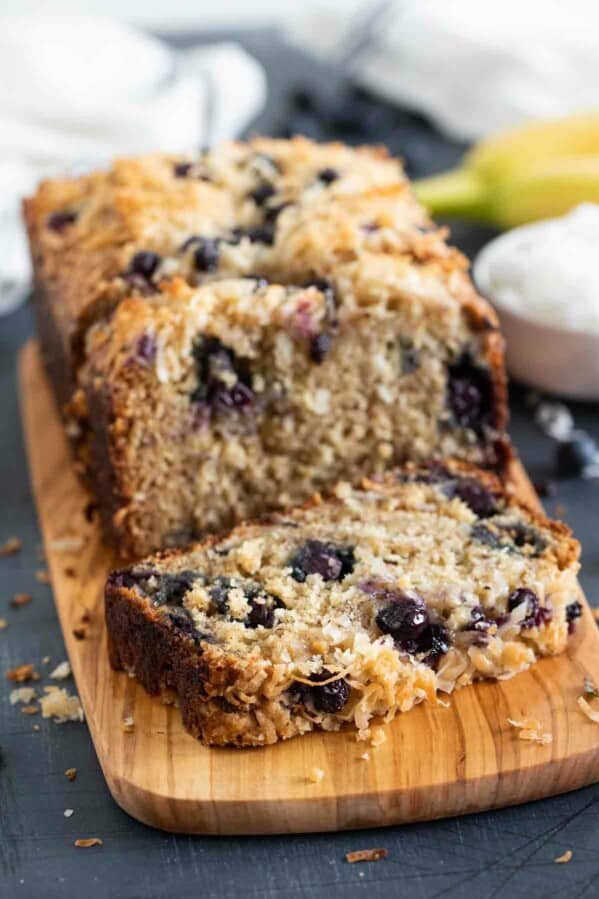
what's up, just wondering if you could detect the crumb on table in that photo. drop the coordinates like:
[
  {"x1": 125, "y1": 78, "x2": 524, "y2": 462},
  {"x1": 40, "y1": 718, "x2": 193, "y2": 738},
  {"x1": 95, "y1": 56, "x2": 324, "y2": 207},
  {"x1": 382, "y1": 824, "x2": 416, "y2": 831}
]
[
  {"x1": 0, "y1": 537, "x2": 22, "y2": 557},
  {"x1": 346, "y1": 848, "x2": 388, "y2": 864}
]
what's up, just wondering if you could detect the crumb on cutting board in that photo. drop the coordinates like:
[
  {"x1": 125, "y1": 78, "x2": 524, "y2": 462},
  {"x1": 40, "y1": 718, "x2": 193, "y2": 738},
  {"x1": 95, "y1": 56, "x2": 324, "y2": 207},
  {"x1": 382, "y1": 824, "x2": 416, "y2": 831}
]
[
  {"x1": 64, "y1": 768, "x2": 77, "y2": 781},
  {"x1": 308, "y1": 766, "x2": 325, "y2": 784},
  {"x1": 49, "y1": 536, "x2": 85, "y2": 554},
  {"x1": 507, "y1": 717, "x2": 552, "y2": 745},
  {"x1": 74, "y1": 838, "x2": 102, "y2": 848},
  {"x1": 554, "y1": 850, "x2": 573, "y2": 864},
  {"x1": 370, "y1": 727, "x2": 387, "y2": 748}
]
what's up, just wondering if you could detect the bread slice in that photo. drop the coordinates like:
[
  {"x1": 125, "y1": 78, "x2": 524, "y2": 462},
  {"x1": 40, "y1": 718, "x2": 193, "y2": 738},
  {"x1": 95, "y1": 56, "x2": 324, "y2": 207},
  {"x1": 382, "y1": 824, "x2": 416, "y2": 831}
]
[
  {"x1": 24, "y1": 137, "x2": 509, "y2": 556},
  {"x1": 105, "y1": 462, "x2": 580, "y2": 747}
]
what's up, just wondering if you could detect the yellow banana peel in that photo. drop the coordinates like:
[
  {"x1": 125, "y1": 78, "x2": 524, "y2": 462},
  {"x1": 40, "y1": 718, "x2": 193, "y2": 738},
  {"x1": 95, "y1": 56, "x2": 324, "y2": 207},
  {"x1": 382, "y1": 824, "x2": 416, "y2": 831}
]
[{"x1": 413, "y1": 112, "x2": 599, "y2": 228}]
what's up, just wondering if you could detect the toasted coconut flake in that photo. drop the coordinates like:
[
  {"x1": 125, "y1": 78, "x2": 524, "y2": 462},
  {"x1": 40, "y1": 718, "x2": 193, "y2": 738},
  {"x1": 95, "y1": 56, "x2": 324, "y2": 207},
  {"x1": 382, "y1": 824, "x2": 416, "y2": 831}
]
[
  {"x1": 360, "y1": 751, "x2": 370, "y2": 761},
  {"x1": 122, "y1": 716, "x2": 135, "y2": 733},
  {"x1": 74, "y1": 838, "x2": 102, "y2": 848},
  {"x1": 0, "y1": 537, "x2": 22, "y2": 557},
  {"x1": 308, "y1": 766, "x2": 325, "y2": 783},
  {"x1": 10, "y1": 687, "x2": 37, "y2": 705},
  {"x1": 65, "y1": 768, "x2": 77, "y2": 781},
  {"x1": 10, "y1": 593, "x2": 32, "y2": 608},
  {"x1": 577, "y1": 695, "x2": 599, "y2": 723},
  {"x1": 40, "y1": 688, "x2": 84, "y2": 723},
  {"x1": 49, "y1": 661, "x2": 72, "y2": 680},
  {"x1": 508, "y1": 717, "x2": 552, "y2": 745},
  {"x1": 21, "y1": 705, "x2": 39, "y2": 716},
  {"x1": 554, "y1": 850, "x2": 573, "y2": 864},
  {"x1": 370, "y1": 727, "x2": 387, "y2": 748},
  {"x1": 346, "y1": 848, "x2": 388, "y2": 864},
  {"x1": 6, "y1": 663, "x2": 39, "y2": 683},
  {"x1": 36, "y1": 569, "x2": 51, "y2": 584}
]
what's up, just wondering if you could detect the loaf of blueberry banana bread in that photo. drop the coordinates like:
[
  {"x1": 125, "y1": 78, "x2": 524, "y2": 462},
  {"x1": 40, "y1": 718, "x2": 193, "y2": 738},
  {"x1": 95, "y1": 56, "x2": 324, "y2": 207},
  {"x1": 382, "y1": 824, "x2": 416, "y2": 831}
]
[
  {"x1": 24, "y1": 138, "x2": 509, "y2": 556},
  {"x1": 106, "y1": 461, "x2": 581, "y2": 747}
]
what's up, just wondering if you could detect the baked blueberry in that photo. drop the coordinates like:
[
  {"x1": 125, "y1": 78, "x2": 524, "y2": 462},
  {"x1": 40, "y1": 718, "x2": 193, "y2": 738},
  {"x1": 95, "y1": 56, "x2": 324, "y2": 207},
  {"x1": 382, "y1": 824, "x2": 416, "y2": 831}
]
[
  {"x1": 375, "y1": 591, "x2": 429, "y2": 642},
  {"x1": 419, "y1": 623, "x2": 450, "y2": 667},
  {"x1": 447, "y1": 355, "x2": 495, "y2": 434},
  {"x1": 400, "y1": 339, "x2": 420, "y2": 375},
  {"x1": 310, "y1": 332, "x2": 333, "y2": 363},
  {"x1": 566, "y1": 600, "x2": 582, "y2": 633},
  {"x1": 289, "y1": 540, "x2": 355, "y2": 583},
  {"x1": 503, "y1": 522, "x2": 547, "y2": 555},
  {"x1": 134, "y1": 332, "x2": 157, "y2": 366},
  {"x1": 470, "y1": 523, "x2": 502, "y2": 549},
  {"x1": 107, "y1": 568, "x2": 157, "y2": 592},
  {"x1": 309, "y1": 670, "x2": 350, "y2": 713},
  {"x1": 191, "y1": 337, "x2": 254, "y2": 415},
  {"x1": 447, "y1": 477, "x2": 497, "y2": 518},
  {"x1": 466, "y1": 605, "x2": 490, "y2": 632},
  {"x1": 318, "y1": 167, "x2": 339, "y2": 184},
  {"x1": 249, "y1": 182, "x2": 276, "y2": 206},
  {"x1": 174, "y1": 161, "x2": 193, "y2": 177},
  {"x1": 208, "y1": 577, "x2": 280, "y2": 629},
  {"x1": 153, "y1": 570, "x2": 200, "y2": 607},
  {"x1": 128, "y1": 251, "x2": 161, "y2": 280},
  {"x1": 507, "y1": 588, "x2": 541, "y2": 628},
  {"x1": 193, "y1": 238, "x2": 220, "y2": 273},
  {"x1": 47, "y1": 209, "x2": 78, "y2": 232},
  {"x1": 167, "y1": 606, "x2": 203, "y2": 641}
]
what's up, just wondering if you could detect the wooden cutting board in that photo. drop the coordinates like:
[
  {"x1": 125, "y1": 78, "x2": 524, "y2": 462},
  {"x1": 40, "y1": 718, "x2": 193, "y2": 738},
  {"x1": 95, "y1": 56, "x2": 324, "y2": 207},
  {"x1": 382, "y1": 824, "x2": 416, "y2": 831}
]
[{"x1": 18, "y1": 339, "x2": 599, "y2": 835}]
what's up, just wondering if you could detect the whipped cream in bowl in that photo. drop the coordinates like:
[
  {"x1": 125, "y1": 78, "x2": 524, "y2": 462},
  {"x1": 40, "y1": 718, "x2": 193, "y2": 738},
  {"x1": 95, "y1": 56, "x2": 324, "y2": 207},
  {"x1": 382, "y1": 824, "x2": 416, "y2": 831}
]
[{"x1": 473, "y1": 204, "x2": 599, "y2": 399}]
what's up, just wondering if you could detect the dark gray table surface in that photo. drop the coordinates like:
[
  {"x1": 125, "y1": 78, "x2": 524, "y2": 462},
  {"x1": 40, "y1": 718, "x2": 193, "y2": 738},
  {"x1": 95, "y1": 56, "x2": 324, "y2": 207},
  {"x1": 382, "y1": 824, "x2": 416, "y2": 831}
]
[{"x1": 1, "y1": 28, "x2": 599, "y2": 899}]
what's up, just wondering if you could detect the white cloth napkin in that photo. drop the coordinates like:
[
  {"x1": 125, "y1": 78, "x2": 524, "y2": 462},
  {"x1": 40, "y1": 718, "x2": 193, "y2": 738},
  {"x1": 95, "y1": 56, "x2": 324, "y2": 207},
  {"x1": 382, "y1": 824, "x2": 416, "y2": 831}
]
[
  {"x1": 292, "y1": 0, "x2": 599, "y2": 139},
  {"x1": 0, "y1": 16, "x2": 267, "y2": 314}
]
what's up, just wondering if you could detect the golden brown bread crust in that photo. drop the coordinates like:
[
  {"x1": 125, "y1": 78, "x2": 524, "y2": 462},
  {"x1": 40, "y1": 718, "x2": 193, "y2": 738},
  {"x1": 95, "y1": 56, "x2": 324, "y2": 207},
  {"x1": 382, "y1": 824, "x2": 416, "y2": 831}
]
[{"x1": 105, "y1": 460, "x2": 580, "y2": 747}]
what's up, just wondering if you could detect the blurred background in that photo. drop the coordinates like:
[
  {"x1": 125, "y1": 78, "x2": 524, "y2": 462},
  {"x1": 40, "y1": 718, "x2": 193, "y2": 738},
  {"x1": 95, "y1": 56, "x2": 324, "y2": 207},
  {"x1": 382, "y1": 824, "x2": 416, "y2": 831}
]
[{"x1": 2, "y1": 0, "x2": 599, "y2": 400}]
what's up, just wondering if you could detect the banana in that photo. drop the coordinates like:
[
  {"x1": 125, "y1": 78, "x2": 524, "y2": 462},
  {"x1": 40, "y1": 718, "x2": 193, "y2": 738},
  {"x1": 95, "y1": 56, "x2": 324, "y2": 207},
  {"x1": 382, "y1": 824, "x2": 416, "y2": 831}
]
[
  {"x1": 413, "y1": 113, "x2": 599, "y2": 228},
  {"x1": 486, "y1": 157, "x2": 599, "y2": 228},
  {"x1": 467, "y1": 112, "x2": 599, "y2": 183}
]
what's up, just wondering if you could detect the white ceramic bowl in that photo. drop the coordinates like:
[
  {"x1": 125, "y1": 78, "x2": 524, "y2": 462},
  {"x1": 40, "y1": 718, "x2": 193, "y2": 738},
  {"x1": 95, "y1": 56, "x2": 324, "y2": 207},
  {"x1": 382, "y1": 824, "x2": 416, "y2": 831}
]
[{"x1": 473, "y1": 235, "x2": 599, "y2": 401}]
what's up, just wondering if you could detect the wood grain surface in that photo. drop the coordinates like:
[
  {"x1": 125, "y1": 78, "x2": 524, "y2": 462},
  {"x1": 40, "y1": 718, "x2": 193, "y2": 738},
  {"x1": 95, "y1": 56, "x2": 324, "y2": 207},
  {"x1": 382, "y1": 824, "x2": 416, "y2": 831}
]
[{"x1": 18, "y1": 339, "x2": 599, "y2": 836}]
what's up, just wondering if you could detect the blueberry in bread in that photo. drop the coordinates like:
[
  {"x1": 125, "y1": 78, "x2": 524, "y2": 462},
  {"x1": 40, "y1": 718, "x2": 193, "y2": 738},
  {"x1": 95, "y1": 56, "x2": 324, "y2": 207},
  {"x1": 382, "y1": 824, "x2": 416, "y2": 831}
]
[
  {"x1": 24, "y1": 137, "x2": 509, "y2": 556},
  {"x1": 105, "y1": 462, "x2": 580, "y2": 747}
]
